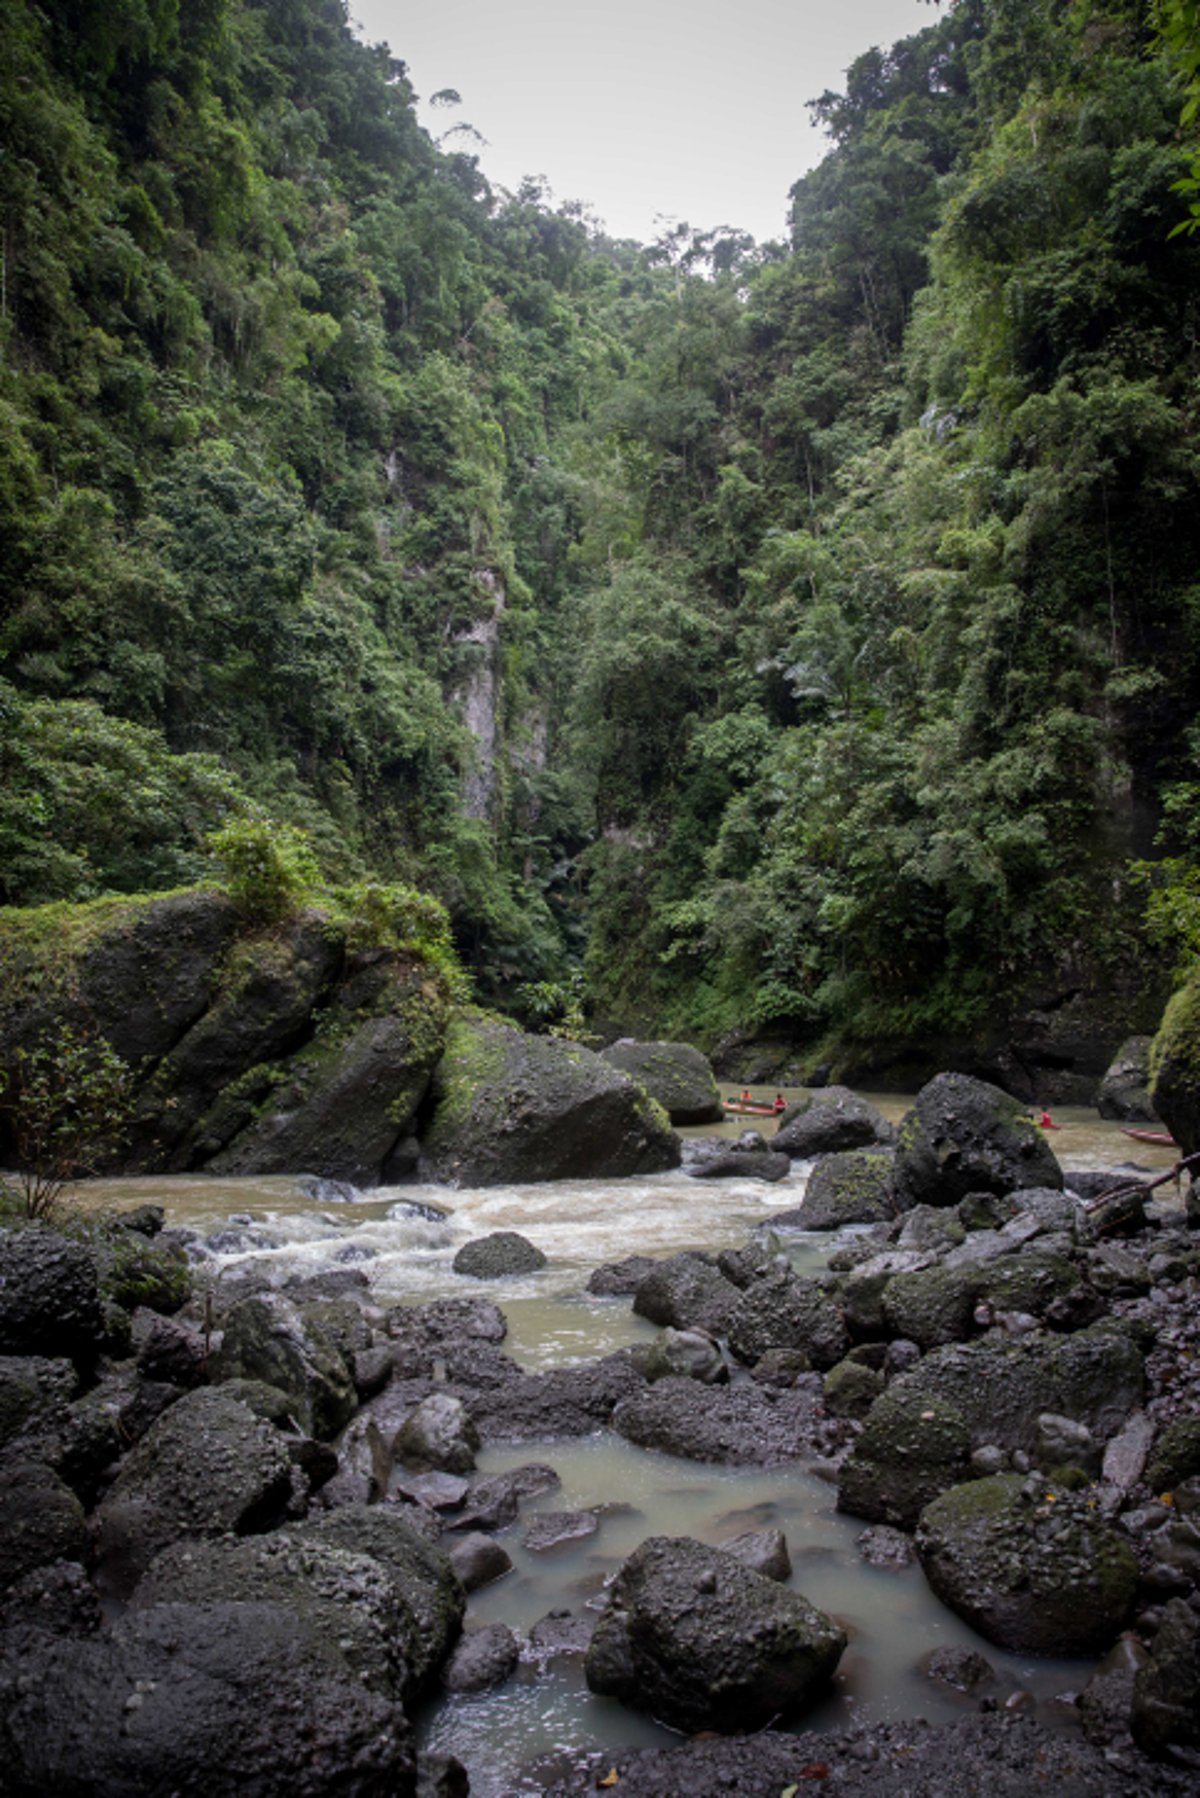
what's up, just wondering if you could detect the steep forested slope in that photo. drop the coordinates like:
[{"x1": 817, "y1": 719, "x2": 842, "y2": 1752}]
[{"x1": 2, "y1": 0, "x2": 1199, "y2": 1074}]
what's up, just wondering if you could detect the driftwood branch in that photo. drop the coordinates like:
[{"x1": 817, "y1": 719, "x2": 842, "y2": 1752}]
[{"x1": 1081, "y1": 1148, "x2": 1200, "y2": 1212}]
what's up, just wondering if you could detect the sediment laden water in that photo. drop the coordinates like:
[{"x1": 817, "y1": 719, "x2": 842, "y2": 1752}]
[{"x1": 74, "y1": 1097, "x2": 1176, "y2": 1797}]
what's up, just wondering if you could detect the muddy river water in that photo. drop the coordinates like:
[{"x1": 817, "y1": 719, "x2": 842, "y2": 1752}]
[{"x1": 77, "y1": 1093, "x2": 1177, "y2": 1796}]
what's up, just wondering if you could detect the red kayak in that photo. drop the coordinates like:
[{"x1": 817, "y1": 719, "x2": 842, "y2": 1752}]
[
  {"x1": 1120, "y1": 1128, "x2": 1177, "y2": 1147},
  {"x1": 723, "y1": 1100, "x2": 779, "y2": 1118}
]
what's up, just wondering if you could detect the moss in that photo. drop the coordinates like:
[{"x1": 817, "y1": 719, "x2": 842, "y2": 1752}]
[{"x1": 1151, "y1": 972, "x2": 1200, "y2": 1086}]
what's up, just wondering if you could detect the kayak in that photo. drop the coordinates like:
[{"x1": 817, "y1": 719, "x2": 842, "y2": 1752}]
[
  {"x1": 723, "y1": 1100, "x2": 779, "y2": 1117},
  {"x1": 1120, "y1": 1127, "x2": 1177, "y2": 1147}
]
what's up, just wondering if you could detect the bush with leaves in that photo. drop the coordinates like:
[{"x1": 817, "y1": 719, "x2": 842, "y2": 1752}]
[
  {"x1": 206, "y1": 815, "x2": 322, "y2": 923},
  {"x1": 0, "y1": 1025, "x2": 132, "y2": 1219}
]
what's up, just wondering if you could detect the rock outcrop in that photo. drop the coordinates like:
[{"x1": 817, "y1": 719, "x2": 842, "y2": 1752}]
[{"x1": 420, "y1": 1012, "x2": 680, "y2": 1185}]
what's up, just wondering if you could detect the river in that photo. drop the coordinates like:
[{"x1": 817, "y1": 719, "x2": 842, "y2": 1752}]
[{"x1": 76, "y1": 1092, "x2": 1175, "y2": 1796}]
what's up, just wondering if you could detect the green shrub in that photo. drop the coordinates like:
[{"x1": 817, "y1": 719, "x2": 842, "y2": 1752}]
[
  {"x1": 206, "y1": 815, "x2": 321, "y2": 923},
  {"x1": 0, "y1": 1024, "x2": 133, "y2": 1219}
]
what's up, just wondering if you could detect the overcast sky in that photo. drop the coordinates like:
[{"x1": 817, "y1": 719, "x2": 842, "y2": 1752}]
[{"x1": 348, "y1": 0, "x2": 936, "y2": 245}]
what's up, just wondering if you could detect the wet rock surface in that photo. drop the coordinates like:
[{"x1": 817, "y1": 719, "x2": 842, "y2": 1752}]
[
  {"x1": 585, "y1": 1534, "x2": 846, "y2": 1732},
  {"x1": 1, "y1": 1072, "x2": 1199, "y2": 1798}
]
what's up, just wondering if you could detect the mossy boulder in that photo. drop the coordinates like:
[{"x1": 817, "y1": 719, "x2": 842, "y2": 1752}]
[
  {"x1": 889, "y1": 1327, "x2": 1144, "y2": 1456},
  {"x1": 0, "y1": 1456, "x2": 88, "y2": 1589},
  {"x1": 776, "y1": 1147, "x2": 896, "y2": 1229},
  {"x1": 210, "y1": 1292, "x2": 359, "y2": 1440},
  {"x1": 916, "y1": 1473, "x2": 1137, "y2": 1656},
  {"x1": 420, "y1": 1011, "x2": 680, "y2": 1186},
  {"x1": 837, "y1": 1385, "x2": 972, "y2": 1527},
  {"x1": 880, "y1": 1262, "x2": 980, "y2": 1350},
  {"x1": 0, "y1": 891, "x2": 456, "y2": 1186},
  {"x1": 1095, "y1": 1035, "x2": 1159, "y2": 1122},
  {"x1": 1150, "y1": 972, "x2": 1200, "y2": 1154},
  {"x1": 0, "y1": 1229, "x2": 104, "y2": 1366},
  {"x1": 599, "y1": 1039, "x2": 723, "y2": 1124},
  {"x1": 1146, "y1": 1416, "x2": 1200, "y2": 1493},
  {"x1": 632, "y1": 1253, "x2": 740, "y2": 1336},
  {"x1": 893, "y1": 1072, "x2": 1062, "y2": 1209}
]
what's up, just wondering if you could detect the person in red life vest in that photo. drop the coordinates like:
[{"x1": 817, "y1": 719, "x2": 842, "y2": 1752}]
[
  {"x1": 740, "y1": 1088, "x2": 753, "y2": 1104},
  {"x1": 1038, "y1": 1107, "x2": 1055, "y2": 1129},
  {"x1": 773, "y1": 1093, "x2": 786, "y2": 1114}
]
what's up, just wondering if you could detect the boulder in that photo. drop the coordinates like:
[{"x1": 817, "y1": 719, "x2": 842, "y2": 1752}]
[
  {"x1": 889, "y1": 1327, "x2": 1144, "y2": 1457},
  {"x1": 132, "y1": 912, "x2": 345, "y2": 1168},
  {"x1": 726, "y1": 1272, "x2": 848, "y2": 1371},
  {"x1": 210, "y1": 1292, "x2": 358, "y2": 1440},
  {"x1": 880, "y1": 1262, "x2": 980, "y2": 1350},
  {"x1": 0, "y1": 1457, "x2": 88, "y2": 1590},
  {"x1": 92, "y1": 1386, "x2": 294, "y2": 1593},
  {"x1": 612, "y1": 1375, "x2": 824, "y2": 1466},
  {"x1": 1095, "y1": 1035, "x2": 1159, "y2": 1122},
  {"x1": 916, "y1": 1473, "x2": 1138, "y2": 1656},
  {"x1": 632, "y1": 1254, "x2": 739, "y2": 1336},
  {"x1": 394, "y1": 1393, "x2": 479, "y2": 1474},
  {"x1": 451, "y1": 1231, "x2": 547, "y2": 1279},
  {"x1": 0, "y1": 1355, "x2": 77, "y2": 1461},
  {"x1": 837, "y1": 1385, "x2": 972, "y2": 1528},
  {"x1": 640, "y1": 1327, "x2": 727, "y2": 1386},
  {"x1": 299, "y1": 1506, "x2": 465, "y2": 1691},
  {"x1": 823, "y1": 1358, "x2": 885, "y2": 1419},
  {"x1": 770, "y1": 1148, "x2": 895, "y2": 1229},
  {"x1": 523, "y1": 1510, "x2": 599, "y2": 1552},
  {"x1": 893, "y1": 1072, "x2": 1062, "y2": 1209},
  {"x1": 461, "y1": 1355, "x2": 645, "y2": 1443},
  {"x1": 681, "y1": 1139, "x2": 791, "y2": 1181},
  {"x1": 585, "y1": 1535, "x2": 845, "y2": 1732},
  {"x1": 208, "y1": 949, "x2": 448, "y2": 1185},
  {"x1": 420, "y1": 1012, "x2": 680, "y2": 1185},
  {"x1": 442, "y1": 1623, "x2": 519, "y2": 1693},
  {"x1": 599, "y1": 1040, "x2": 723, "y2": 1124},
  {"x1": 0, "y1": 1230, "x2": 103, "y2": 1365},
  {"x1": 1151, "y1": 971, "x2": 1200, "y2": 1153},
  {"x1": 773, "y1": 1087, "x2": 896, "y2": 1159},
  {"x1": 1131, "y1": 1597, "x2": 1200, "y2": 1761},
  {"x1": 0, "y1": 1598, "x2": 413, "y2": 1795}
]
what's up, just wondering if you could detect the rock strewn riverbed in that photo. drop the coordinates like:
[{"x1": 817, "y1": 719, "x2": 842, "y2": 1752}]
[{"x1": 0, "y1": 1074, "x2": 1199, "y2": 1794}]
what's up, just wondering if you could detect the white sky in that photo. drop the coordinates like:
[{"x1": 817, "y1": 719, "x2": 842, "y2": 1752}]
[{"x1": 348, "y1": 0, "x2": 936, "y2": 245}]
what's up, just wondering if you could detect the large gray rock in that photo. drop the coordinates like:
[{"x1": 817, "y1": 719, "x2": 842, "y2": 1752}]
[
  {"x1": 773, "y1": 1087, "x2": 896, "y2": 1159},
  {"x1": 916, "y1": 1473, "x2": 1137, "y2": 1656},
  {"x1": 771, "y1": 1148, "x2": 896, "y2": 1229},
  {"x1": 893, "y1": 1072, "x2": 1062, "y2": 1209},
  {"x1": 135, "y1": 1505, "x2": 463, "y2": 1703},
  {"x1": 1095, "y1": 1035, "x2": 1159, "y2": 1122},
  {"x1": 889, "y1": 1327, "x2": 1144, "y2": 1456},
  {"x1": 0, "y1": 1355, "x2": 77, "y2": 1461},
  {"x1": 632, "y1": 1254, "x2": 739, "y2": 1336},
  {"x1": 299, "y1": 1506, "x2": 465, "y2": 1692},
  {"x1": 93, "y1": 1386, "x2": 294, "y2": 1592},
  {"x1": 420, "y1": 1012, "x2": 680, "y2": 1185},
  {"x1": 585, "y1": 1535, "x2": 845, "y2": 1732},
  {"x1": 0, "y1": 1230, "x2": 103, "y2": 1364},
  {"x1": 0, "y1": 1598, "x2": 413, "y2": 1795},
  {"x1": 599, "y1": 1040, "x2": 723, "y2": 1124},
  {"x1": 612, "y1": 1375, "x2": 824, "y2": 1466},
  {"x1": 394, "y1": 1393, "x2": 479, "y2": 1474},
  {"x1": 726, "y1": 1272, "x2": 848, "y2": 1371},
  {"x1": 210, "y1": 1292, "x2": 358, "y2": 1440},
  {"x1": 452, "y1": 1231, "x2": 547, "y2": 1278},
  {"x1": 208, "y1": 950, "x2": 448, "y2": 1184},
  {"x1": 0, "y1": 1457, "x2": 88, "y2": 1590}
]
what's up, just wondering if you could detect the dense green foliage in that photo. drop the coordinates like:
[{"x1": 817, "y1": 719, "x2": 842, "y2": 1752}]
[{"x1": 2, "y1": 0, "x2": 1198, "y2": 1061}]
